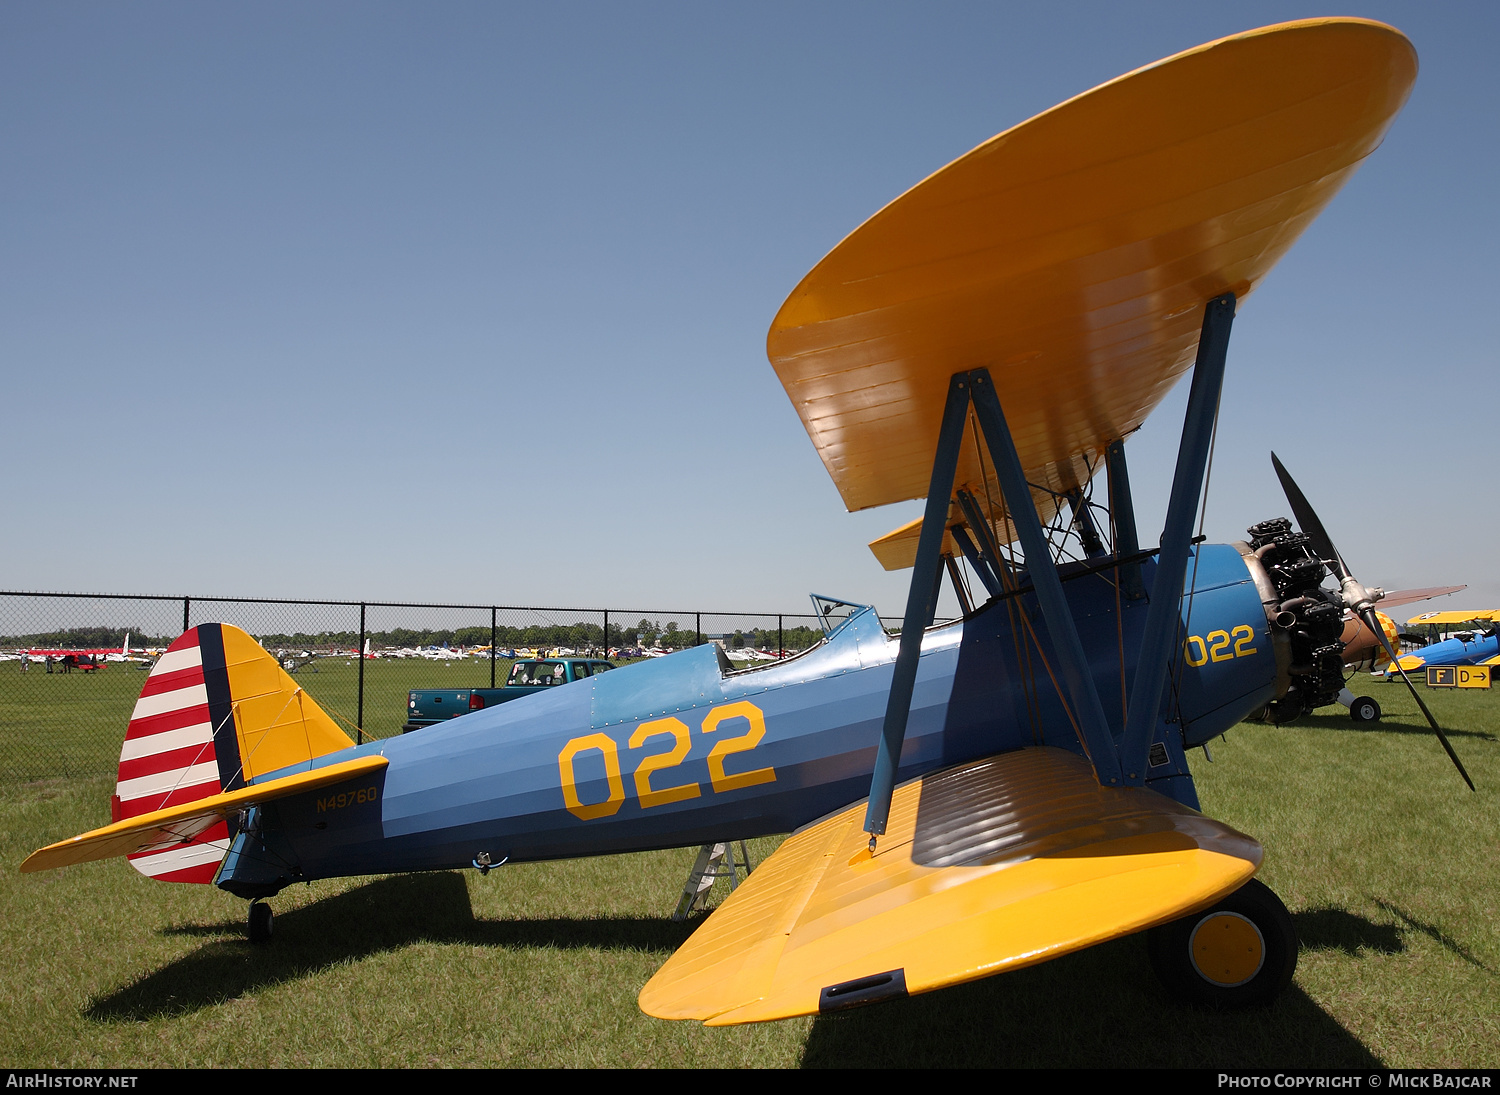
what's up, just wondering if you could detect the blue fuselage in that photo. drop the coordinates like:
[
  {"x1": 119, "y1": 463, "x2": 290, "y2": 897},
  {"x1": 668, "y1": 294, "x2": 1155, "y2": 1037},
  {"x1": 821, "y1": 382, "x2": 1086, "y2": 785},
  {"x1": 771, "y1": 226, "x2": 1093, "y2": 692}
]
[
  {"x1": 1392, "y1": 628, "x2": 1500, "y2": 674},
  {"x1": 219, "y1": 545, "x2": 1278, "y2": 897}
]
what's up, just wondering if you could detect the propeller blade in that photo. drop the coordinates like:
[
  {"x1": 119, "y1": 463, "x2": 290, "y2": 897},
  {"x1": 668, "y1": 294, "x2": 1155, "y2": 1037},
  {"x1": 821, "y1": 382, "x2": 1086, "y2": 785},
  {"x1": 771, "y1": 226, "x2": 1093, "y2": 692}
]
[
  {"x1": 1363, "y1": 608, "x2": 1475, "y2": 791},
  {"x1": 1271, "y1": 453, "x2": 1473, "y2": 791},
  {"x1": 1270, "y1": 452, "x2": 1351, "y2": 582}
]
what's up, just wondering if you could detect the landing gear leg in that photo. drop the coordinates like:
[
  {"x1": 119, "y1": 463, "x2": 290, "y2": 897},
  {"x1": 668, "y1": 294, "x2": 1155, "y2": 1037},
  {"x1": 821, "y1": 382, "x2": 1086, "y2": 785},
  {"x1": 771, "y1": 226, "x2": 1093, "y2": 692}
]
[
  {"x1": 248, "y1": 901, "x2": 274, "y2": 944},
  {"x1": 1147, "y1": 878, "x2": 1297, "y2": 1008},
  {"x1": 1338, "y1": 687, "x2": 1381, "y2": 722}
]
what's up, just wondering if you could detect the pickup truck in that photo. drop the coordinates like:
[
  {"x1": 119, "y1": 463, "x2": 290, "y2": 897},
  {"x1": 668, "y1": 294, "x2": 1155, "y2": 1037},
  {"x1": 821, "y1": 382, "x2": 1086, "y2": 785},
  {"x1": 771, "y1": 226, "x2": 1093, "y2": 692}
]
[{"x1": 402, "y1": 657, "x2": 616, "y2": 732}]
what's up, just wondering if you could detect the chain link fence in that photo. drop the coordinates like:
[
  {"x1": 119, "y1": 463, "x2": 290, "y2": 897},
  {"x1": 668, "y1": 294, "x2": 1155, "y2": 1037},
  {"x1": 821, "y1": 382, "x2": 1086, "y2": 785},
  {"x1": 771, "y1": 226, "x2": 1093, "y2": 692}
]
[{"x1": 0, "y1": 590, "x2": 859, "y2": 783}]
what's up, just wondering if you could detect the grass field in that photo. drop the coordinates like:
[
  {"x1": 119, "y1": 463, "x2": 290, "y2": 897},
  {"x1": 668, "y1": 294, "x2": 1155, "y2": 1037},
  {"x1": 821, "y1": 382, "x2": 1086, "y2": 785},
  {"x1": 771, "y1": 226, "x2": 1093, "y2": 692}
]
[{"x1": 2, "y1": 679, "x2": 1496, "y2": 1067}]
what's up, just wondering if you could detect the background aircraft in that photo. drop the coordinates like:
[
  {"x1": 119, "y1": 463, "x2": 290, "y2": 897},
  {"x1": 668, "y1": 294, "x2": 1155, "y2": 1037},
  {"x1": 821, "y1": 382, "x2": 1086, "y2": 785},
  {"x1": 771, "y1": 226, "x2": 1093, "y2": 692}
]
[
  {"x1": 21, "y1": 19, "x2": 1467, "y2": 1023},
  {"x1": 20, "y1": 633, "x2": 162, "y2": 668},
  {"x1": 1386, "y1": 611, "x2": 1500, "y2": 677},
  {"x1": 1317, "y1": 586, "x2": 1466, "y2": 722},
  {"x1": 1338, "y1": 588, "x2": 1467, "y2": 675},
  {"x1": 24, "y1": 633, "x2": 132, "y2": 661}
]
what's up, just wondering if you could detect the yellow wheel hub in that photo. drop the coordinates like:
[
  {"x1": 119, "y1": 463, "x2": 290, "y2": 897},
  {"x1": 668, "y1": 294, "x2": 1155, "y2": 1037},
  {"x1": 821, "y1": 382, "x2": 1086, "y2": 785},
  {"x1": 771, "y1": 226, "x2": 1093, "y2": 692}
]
[{"x1": 1190, "y1": 911, "x2": 1265, "y2": 987}]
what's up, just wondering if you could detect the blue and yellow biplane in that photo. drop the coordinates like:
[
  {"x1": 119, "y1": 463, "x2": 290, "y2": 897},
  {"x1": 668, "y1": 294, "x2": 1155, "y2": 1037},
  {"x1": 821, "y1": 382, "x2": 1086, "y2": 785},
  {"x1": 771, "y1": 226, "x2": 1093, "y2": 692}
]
[
  {"x1": 23, "y1": 18, "x2": 1469, "y2": 1023},
  {"x1": 1388, "y1": 611, "x2": 1500, "y2": 678}
]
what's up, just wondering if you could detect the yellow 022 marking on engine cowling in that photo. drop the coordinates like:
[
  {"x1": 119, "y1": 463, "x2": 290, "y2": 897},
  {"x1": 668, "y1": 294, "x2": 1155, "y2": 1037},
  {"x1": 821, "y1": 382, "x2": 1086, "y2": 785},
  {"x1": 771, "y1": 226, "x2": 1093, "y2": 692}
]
[{"x1": 1183, "y1": 624, "x2": 1257, "y2": 668}]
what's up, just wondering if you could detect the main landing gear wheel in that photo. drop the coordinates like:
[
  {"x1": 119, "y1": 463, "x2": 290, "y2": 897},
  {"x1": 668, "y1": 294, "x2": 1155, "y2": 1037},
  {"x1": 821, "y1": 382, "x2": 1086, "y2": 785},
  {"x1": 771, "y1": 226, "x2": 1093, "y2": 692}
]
[
  {"x1": 248, "y1": 901, "x2": 274, "y2": 944},
  {"x1": 1147, "y1": 879, "x2": 1297, "y2": 1008},
  {"x1": 1349, "y1": 696, "x2": 1381, "y2": 723}
]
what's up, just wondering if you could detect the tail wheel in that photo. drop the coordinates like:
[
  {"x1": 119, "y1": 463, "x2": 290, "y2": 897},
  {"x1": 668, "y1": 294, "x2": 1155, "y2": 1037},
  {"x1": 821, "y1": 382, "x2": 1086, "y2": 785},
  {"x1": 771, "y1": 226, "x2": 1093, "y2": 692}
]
[
  {"x1": 1349, "y1": 696, "x2": 1381, "y2": 722},
  {"x1": 1147, "y1": 879, "x2": 1297, "y2": 1008},
  {"x1": 248, "y1": 901, "x2": 274, "y2": 944}
]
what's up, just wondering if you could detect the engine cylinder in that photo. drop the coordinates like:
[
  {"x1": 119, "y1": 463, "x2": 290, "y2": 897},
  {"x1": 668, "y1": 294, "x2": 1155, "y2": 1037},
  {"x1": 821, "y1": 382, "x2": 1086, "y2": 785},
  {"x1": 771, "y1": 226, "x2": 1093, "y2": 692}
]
[{"x1": 1236, "y1": 518, "x2": 1345, "y2": 723}]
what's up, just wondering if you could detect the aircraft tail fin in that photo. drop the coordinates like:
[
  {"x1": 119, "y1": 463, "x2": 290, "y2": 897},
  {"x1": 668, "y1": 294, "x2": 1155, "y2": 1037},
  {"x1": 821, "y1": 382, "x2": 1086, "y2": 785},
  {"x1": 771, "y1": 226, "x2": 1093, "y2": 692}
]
[{"x1": 111, "y1": 623, "x2": 356, "y2": 883}]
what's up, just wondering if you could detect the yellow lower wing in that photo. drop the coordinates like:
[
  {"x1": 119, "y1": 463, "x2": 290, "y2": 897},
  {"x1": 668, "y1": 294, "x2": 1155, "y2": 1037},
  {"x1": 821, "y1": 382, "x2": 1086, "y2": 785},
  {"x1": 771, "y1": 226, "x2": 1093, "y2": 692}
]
[
  {"x1": 21, "y1": 755, "x2": 387, "y2": 873},
  {"x1": 639, "y1": 748, "x2": 1260, "y2": 1025}
]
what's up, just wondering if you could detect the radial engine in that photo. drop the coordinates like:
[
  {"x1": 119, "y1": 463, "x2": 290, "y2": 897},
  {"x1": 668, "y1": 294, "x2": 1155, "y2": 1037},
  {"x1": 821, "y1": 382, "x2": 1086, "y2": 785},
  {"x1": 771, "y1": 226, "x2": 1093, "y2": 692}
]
[{"x1": 1237, "y1": 517, "x2": 1345, "y2": 724}]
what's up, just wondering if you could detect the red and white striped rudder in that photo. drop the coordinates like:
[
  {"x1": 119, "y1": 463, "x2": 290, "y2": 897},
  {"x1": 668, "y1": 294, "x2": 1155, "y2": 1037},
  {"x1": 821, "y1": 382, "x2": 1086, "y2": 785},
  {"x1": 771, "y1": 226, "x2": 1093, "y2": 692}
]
[{"x1": 113, "y1": 625, "x2": 245, "y2": 883}]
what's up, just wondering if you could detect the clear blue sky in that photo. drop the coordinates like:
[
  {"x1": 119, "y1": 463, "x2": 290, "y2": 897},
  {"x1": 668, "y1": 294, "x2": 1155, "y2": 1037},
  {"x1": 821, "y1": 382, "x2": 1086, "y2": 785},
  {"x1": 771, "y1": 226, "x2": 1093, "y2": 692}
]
[{"x1": 3, "y1": 2, "x2": 1496, "y2": 617}]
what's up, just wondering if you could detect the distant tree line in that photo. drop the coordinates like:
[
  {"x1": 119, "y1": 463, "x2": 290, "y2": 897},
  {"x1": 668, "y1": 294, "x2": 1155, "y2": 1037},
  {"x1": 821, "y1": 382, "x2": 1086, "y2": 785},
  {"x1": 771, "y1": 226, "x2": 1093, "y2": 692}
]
[
  {"x1": 0, "y1": 627, "x2": 176, "y2": 648},
  {"x1": 3, "y1": 620, "x2": 829, "y2": 654}
]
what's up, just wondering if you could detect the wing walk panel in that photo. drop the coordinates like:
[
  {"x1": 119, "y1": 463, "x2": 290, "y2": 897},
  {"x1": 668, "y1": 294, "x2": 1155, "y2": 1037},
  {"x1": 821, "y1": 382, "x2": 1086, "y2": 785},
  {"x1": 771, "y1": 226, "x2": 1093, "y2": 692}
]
[{"x1": 638, "y1": 748, "x2": 1260, "y2": 1025}]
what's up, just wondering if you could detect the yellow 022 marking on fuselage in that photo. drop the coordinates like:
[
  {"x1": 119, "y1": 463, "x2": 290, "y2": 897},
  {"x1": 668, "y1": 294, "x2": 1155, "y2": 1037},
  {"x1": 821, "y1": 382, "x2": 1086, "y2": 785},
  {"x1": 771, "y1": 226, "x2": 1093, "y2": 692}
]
[
  {"x1": 558, "y1": 700, "x2": 776, "y2": 821},
  {"x1": 558, "y1": 733, "x2": 626, "y2": 820},
  {"x1": 629, "y1": 717, "x2": 701, "y2": 808},
  {"x1": 1183, "y1": 624, "x2": 1258, "y2": 667},
  {"x1": 701, "y1": 701, "x2": 776, "y2": 794}
]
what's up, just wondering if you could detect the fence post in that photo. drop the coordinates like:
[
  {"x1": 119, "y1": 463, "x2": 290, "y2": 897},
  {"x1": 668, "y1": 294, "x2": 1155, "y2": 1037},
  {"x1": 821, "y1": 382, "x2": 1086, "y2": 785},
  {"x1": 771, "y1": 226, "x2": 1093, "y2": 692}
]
[
  {"x1": 695, "y1": 612, "x2": 701, "y2": 648},
  {"x1": 778, "y1": 615, "x2": 783, "y2": 660},
  {"x1": 603, "y1": 609, "x2": 609, "y2": 658},
  {"x1": 490, "y1": 607, "x2": 497, "y2": 688},
  {"x1": 183, "y1": 597, "x2": 190, "y2": 633},
  {"x1": 357, "y1": 602, "x2": 366, "y2": 744}
]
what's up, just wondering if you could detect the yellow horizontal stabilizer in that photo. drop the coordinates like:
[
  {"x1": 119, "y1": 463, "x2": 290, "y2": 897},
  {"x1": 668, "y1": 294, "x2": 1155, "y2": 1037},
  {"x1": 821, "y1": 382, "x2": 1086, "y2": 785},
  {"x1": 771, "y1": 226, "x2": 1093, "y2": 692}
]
[
  {"x1": 21, "y1": 754, "x2": 387, "y2": 874},
  {"x1": 768, "y1": 19, "x2": 1415, "y2": 530},
  {"x1": 868, "y1": 509, "x2": 1022, "y2": 572},
  {"x1": 639, "y1": 748, "x2": 1260, "y2": 1025},
  {"x1": 869, "y1": 515, "x2": 957, "y2": 572}
]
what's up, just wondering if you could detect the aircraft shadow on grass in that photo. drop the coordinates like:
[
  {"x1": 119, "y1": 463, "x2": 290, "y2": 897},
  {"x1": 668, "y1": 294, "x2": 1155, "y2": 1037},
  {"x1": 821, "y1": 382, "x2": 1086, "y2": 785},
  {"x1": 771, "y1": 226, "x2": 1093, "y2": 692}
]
[
  {"x1": 1293, "y1": 907, "x2": 1405, "y2": 958},
  {"x1": 87, "y1": 874, "x2": 1395, "y2": 1067},
  {"x1": 800, "y1": 927, "x2": 1384, "y2": 1069},
  {"x1": 1371, "y1": 899, "x2": 1489, "y2": 971},
  {"x1": 85, "y1": 872, "x2": 696, "y2": 1023},
  {"x1": 1280, "y1": 711, "x2": 1497, "y2": 743}
]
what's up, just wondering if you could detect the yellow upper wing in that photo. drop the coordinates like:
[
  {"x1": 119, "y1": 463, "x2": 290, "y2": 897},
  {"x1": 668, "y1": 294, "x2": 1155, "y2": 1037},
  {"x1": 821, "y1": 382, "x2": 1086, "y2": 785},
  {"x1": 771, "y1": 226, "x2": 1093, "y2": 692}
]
[
  {"x1": 639, "y1": 748, "x2": 1260, "y2": 1024},
  {"x1": 1406, "y1": 610, "x2": 1500, "y2": 626},
  {"x1": 768, "y1": 19, "x2": 1416, "y2": 530}
]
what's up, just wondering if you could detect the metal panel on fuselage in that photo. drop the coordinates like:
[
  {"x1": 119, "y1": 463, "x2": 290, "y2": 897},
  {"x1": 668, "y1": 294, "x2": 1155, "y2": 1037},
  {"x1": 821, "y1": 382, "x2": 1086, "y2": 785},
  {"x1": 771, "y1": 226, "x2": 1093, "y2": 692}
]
[
  {"x1": 1169, "y1": 546, "x2": 1281, "y2": 743},
  {"x1": 238, "y1": 612, "x2": 956, "y2": 882},
  {"x1": 222, "y1": 545, "x2": 1276, "y2": 891},
  {"x1": 942, "y1": 545, "x2": 1276, "y2": 766}
]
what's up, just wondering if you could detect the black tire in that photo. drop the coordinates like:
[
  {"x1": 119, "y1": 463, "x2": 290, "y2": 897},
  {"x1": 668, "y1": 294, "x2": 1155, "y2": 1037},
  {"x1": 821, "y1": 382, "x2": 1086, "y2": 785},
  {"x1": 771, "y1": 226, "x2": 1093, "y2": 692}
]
[
  {"x1": 248, "y1": 901, "x2": 274, "y2": 944},
  {"x1": 1349, "y1": 696, "x2": 1381, "y2": 722},
  {"x1": 1147, "y1": 878, "x2": 1297, "y2": 1008}
]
